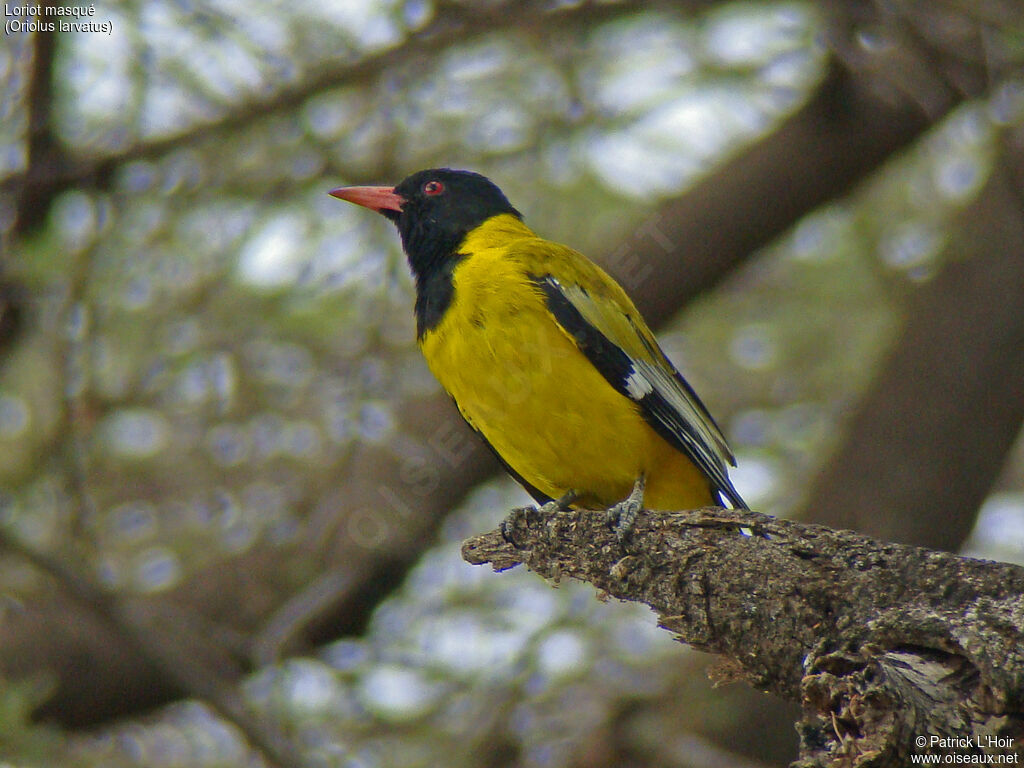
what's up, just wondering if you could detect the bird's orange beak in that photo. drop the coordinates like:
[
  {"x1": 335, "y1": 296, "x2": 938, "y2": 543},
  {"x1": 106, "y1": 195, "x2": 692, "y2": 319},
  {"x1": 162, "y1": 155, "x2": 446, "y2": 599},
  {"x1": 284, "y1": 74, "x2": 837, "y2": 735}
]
[{"x1": 329, "y1": 185, "x2": 405, "y2": 213}]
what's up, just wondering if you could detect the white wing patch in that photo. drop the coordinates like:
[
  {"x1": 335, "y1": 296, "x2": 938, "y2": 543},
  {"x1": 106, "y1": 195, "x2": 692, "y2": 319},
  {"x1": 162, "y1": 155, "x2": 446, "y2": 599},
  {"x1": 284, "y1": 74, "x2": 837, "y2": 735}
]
[
  {"x1": 624, "y1": 367, "x2": 654, "y2": 399},
  {"x1": 632, "y1": 357, "x2": 734, "y2": 464},
  {"x1": 549, "y1": 276, "x2": 733, "y2": 463},
  {"x1": 535, "y1": 273, "x2": 746, "y2": 508}
]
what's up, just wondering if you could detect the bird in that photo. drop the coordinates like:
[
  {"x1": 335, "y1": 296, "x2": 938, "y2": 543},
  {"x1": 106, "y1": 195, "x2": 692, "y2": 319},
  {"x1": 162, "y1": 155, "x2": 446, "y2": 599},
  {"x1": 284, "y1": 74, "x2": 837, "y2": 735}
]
[{"x1": 330, "y1": 168, "x2": 746, "y2": 532}]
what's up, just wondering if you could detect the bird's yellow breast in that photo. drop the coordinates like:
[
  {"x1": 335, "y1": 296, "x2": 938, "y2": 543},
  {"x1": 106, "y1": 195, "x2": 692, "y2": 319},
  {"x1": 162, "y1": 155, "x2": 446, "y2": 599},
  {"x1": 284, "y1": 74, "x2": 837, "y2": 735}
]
[{"x1": 418, "y1": 215, "x2": 714, "y2": 510}]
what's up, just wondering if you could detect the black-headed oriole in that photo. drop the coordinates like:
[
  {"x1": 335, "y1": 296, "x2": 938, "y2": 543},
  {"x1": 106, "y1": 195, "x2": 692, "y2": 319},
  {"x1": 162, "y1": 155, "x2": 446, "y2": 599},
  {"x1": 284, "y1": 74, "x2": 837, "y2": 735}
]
[{"x1": 330, "y1": 169, "x2": 746, "y2": 518}]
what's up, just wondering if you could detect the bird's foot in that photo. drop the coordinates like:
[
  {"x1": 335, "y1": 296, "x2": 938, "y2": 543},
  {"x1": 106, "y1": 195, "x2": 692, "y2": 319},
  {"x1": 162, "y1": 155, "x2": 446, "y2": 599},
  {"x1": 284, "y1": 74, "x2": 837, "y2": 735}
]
[
  {"x1": 500, "y1": 489, "x2": 577, "y2": 548},
  {"x1": 606, "y1": 476, "x2": 646, "y2": 543}
]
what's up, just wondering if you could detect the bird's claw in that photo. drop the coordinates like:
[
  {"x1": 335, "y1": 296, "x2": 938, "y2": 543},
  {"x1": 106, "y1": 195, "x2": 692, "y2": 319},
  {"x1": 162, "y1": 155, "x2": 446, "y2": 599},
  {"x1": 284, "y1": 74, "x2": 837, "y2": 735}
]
[
  {"x1": 606, "y1": 498, "x2": 641, "y2": 542},
  {"x1": 499, "y1": 505, "x2": 539, "y2": 546},
  {"x1": 606, "y1": 476, "x2": 646, "y2": 543},
  {"x1": 500, "y1": 490, "x2": 577, "y2": 547}
]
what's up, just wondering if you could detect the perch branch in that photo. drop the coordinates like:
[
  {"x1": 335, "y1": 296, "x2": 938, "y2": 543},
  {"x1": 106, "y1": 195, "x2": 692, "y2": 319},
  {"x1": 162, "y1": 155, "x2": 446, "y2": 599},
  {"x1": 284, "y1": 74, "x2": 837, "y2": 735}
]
[{"x1": 463, "y1": 507, "x2": 1024, "y2": 766}]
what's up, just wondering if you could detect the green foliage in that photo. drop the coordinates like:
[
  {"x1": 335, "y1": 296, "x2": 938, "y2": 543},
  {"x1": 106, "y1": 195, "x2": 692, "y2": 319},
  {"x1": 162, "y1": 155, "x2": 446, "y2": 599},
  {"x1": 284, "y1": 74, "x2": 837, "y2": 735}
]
[{"x1": 0, "y1": 674, "x2": 64, "y2": 765}]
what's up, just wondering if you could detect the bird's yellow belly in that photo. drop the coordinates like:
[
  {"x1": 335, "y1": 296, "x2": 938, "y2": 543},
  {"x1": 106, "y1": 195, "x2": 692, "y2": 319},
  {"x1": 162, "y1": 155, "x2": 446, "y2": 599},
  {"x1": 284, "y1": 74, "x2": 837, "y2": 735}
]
[{"x1": 419, "y1": 281, "x2": 713, "y2": 510}]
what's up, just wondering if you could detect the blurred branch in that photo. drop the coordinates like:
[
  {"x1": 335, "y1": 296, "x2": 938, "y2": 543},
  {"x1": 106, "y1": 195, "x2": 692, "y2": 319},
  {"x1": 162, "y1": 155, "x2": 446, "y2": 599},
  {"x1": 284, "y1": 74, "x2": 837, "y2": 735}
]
[
  {"x1": 0, "y1": 280, "x2": 26, "y2": 368},
  {"x1": 13, "y1": 5, "x2": 67, "y2": 235},
  {"x1": 463, "y1": 506, "x2": 1024, "y2": 766},
  {"x1": 0, "y1": 392, "x2": 502, "y2": 728},
  {"x1": 625, "y1": 732, "x2": 782, "y2": 768},
  {"x1": 0, "y1": 528, "x2": 308, "y2": 768},
  {"x1": 632, "y1": 0, "x2": 1014, "y2": 326},
  {"x1": 1, "y1": 0, "x2": 679, "y2": 234},
  {"x1": 628, "y1": 59, "x2": 959, "y2": 326},
  {"x1": 822, "y1": 0, "x2": 1022, "y2": 115},
  {"x1": 801, "y1": 125, "x2": 1024, "y2": 550},
  {"x1": 579, "y1": 697, "x2": 782, "y2": 768}
]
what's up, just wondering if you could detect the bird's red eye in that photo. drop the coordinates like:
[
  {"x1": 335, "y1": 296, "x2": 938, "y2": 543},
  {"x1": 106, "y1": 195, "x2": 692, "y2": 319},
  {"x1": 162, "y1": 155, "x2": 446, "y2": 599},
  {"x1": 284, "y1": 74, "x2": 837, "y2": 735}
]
[{"x1": 423, "y1": 180, "x2": 444, "y2": 196}]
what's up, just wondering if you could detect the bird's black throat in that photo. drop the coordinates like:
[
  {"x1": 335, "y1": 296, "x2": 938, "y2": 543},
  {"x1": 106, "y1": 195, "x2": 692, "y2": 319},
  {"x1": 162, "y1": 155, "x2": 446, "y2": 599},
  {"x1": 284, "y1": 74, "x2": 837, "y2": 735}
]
[
  {"x1": 397, "y1": 218, "x2": 471, "y2": 339},
  {"x1": 387, "y1": 168, "x2": 520, "y2": 338},
  {"x1": 412, "y1": 252, "x2": 465, "y2": 338}
]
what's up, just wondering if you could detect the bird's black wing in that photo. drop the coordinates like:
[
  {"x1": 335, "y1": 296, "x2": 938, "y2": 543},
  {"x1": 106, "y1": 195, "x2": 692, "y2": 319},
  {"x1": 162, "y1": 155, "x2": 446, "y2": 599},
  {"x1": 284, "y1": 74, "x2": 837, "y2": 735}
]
[{"x1": 533, "y1": 274, "x2": 747, "y2": 509}]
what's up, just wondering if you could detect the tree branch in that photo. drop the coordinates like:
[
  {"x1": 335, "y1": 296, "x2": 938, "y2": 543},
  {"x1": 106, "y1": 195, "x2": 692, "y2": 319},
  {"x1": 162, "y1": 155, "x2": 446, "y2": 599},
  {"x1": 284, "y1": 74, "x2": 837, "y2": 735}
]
[
  {"x1": 0, "y1": 529, "x2": 307, "y2": 768},
  {"x1": 1, "y1": 0, "x2": 672, "y2": 234},
  {"x1": 463, "y1": 507, "x2": 1024, "y2": 766},
  {"x1": 631, "y1": 59, "x2": 959, "y2": 327},
  {"x1": 800, "y1": 128, "x2": 1024, "y2": 551},
  {"x1": 13, "y1": 1, "x2": 67, "y2": 235}
]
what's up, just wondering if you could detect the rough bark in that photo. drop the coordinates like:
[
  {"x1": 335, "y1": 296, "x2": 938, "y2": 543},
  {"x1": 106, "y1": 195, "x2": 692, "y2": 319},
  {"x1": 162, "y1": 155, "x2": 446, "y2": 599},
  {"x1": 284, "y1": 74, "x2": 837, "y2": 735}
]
[{"x1": 464, "y1": 507, "x2": 1024, "y2": 766}]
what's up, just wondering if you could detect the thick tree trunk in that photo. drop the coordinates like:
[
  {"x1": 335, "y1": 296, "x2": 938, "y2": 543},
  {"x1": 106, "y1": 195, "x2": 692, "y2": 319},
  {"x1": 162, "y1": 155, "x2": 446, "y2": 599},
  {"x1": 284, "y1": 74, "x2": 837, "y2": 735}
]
[{"x1": 801, "y1": 140, "x2": 1024, "y2": 551}]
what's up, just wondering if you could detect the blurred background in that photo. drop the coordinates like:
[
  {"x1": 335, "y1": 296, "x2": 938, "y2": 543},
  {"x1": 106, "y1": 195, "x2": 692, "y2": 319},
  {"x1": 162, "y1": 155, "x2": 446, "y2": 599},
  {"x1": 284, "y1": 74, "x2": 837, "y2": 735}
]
[{"x1": 1, "y1": 1, "x2": 1023, "y2": 766}]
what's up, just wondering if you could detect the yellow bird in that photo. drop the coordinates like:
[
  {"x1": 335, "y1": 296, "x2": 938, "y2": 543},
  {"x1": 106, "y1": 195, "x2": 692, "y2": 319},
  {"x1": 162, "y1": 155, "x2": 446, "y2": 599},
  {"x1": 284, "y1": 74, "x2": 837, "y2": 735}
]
[{"x1": 330, "y1": 169, "x2": 746, "y2": 529}]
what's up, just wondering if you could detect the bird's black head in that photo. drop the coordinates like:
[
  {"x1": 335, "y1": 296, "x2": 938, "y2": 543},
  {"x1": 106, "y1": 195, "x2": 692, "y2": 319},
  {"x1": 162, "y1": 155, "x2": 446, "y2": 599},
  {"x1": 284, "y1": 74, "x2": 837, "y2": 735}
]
[{"x1": 330, "y1": 168, "x2": 520, "y2": 281}]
